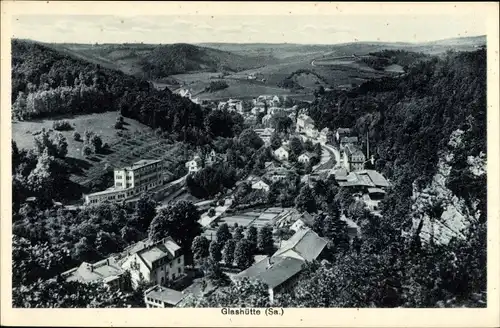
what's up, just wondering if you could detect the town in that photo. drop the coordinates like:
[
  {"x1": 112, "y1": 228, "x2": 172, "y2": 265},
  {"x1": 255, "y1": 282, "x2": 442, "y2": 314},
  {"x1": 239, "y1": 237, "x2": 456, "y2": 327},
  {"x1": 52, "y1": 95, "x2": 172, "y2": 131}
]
[
  {"x1": 9, "y1": 12, "x2": 488, "y2": 315},
  {"x1": 61, "y1": 90, "x2": 391, "y2": 307}
]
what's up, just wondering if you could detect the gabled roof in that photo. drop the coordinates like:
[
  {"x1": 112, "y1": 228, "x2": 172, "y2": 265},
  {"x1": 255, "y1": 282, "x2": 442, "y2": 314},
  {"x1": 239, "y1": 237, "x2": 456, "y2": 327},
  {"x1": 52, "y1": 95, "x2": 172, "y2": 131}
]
[
  {"x1": 275, "y1": 146, "x2": 289, "y2": 154},
  {"x1": 123, "y1": 237, "x2": 181, "y2": 269},
  {"x1": 233, "y1": 256, "x2": 305, "y2": 289},
  {"x1": 273, "y1": 228, "x2": 327, "y2": 262},
  {"x1": 363, "y1": 170, "x2": 391, "y2": 188},
  {"x1": 336, "y1": 128, "x2": 352, "y2": 134}
]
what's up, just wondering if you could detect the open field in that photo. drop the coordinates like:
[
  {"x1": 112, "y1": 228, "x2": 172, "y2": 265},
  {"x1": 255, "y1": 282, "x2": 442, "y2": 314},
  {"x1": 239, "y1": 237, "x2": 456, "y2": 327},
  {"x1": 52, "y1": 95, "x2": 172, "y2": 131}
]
[{"x1": 12, "y1": 112, "x2": 154, "y2": 158}]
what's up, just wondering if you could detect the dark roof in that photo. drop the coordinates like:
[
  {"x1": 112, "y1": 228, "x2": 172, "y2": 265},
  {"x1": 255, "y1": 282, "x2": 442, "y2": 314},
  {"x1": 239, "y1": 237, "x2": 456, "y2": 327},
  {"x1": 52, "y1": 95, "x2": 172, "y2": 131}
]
[
  {"x1": 234, "y1": 256, "x2": 304, "y2": 289},
  {"x1": 337, "y1": 128, "x2": 352, "y2": 134},
  {"x1": 340, "y1": 136, "x2": 359, "y2": 144},
  {"x1": 363, "y1": 170, "x2": 391, "y2": 188}
]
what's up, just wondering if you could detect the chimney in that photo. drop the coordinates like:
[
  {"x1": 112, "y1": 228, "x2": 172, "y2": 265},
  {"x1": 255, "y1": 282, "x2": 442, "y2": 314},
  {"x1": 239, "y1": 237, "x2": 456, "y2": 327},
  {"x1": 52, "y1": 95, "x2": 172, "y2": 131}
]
[
  {"x1": 90, "y1": 264, "x2": 94, "y2": 272},
  {"x1": 366, "y1": 131, "x2": 369, "y2": 160},
  {"x1": 106, "y1": 259, "x2": 110, "y2": 265}
]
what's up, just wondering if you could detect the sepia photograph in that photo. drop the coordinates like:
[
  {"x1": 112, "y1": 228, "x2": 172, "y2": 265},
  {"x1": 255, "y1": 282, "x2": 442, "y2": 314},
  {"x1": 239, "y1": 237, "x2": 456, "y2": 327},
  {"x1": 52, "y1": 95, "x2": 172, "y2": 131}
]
[{"x1": 1, "y1": 1, "x2": 499, "y2": 327}]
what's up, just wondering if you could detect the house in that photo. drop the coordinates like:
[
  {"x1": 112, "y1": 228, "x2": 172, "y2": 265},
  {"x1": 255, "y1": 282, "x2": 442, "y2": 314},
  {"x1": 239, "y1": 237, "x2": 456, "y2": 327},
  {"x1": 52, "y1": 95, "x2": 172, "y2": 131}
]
[
  {"x1": 296, "y1": 114, "x2": 315, "y2": 134},
  {"x1": 342, "y1": 144, "x2": 366, "y2": 172},
  {"x1": 84, "y1": 159, "x2": 167, "y2": 205},
  {"x1": 274, "y1": 146, "x2": 289, "y2": 161},
  {"x1": 335, "y1": 128, "x2": 352, "y2": 143},
  {"x1": 339, "y1": 136, "x2": 359, "y2": 150},
  {"x1": 227, "y1": 99, "x2": 243, "y2": 113},
  {"x1": 204, "y1": 149, "x2": 222, "y2": 166},
  {"x1": 265, "y1": 166, "x2": 291, "y2": 183},
  {"x1": 186, "y1": 156, "x2": 203, "y2": 173},
  {"x1": 319, "y1": 128, "x2": 333, "y2": 145},
  {"x1": 232, "y1": 228, "x2": 327, "y2": 304},
  {"x1": 178, "y1": 88, "x2": 192, "y2": 99},
  {"x1": 251, "y1": 180, "x2": 270, "y2": 192},
  {"x1": 298, "y1": 152, "x2": 315, "y2": 164},
  {"x1": 62, "y1": 257, "x2": 125, "y2": 290},
  {"x1": 289, "y1": 212, "x2": 315, "y2": 232},
  {"x1": 262, "y1": 114, "x2": 273, "y2": 128},
  {"x1": 144, "y1": 285, "x2": 188, "y2": 308},
  {"x1": 121, "y1": 237, "x2": 185, "y2": 288}
]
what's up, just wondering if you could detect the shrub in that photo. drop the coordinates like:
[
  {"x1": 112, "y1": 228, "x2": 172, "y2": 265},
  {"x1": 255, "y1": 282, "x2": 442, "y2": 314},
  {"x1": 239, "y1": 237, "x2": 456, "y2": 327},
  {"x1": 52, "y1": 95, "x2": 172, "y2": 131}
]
[
  {"x1": 73, "y1": 131, "x2": 81, "y2": 141},
  {"x1": 208, "y1": 208, "x2": 216, "y2": 217},
  {"x1": 82, "y1": 145, "x2": 92, "y2": 156},
  {"x1": 114, "y1": 121, "x2": 123, "y2": 129},
  {"x1": 52, "y1": 120, "x2": 73, "y2": 131}
]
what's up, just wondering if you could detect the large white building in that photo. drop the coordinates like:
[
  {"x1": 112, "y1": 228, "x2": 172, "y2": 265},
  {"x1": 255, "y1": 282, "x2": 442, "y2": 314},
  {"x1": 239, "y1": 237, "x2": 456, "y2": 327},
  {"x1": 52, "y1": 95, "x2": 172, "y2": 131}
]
[
  {"x1": 84, "y1": 159, "x2": 168, "y2": 205},
  {"x1": 121, "y1": 237, "x2": 185, "y2": 288}
]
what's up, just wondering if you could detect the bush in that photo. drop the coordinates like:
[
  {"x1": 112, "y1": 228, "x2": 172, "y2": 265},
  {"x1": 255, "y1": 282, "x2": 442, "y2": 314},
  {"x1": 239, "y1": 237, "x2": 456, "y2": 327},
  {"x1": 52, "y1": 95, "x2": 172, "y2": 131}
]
[
  {"x1": 73, "y1": 131, "x2": 81, "y2": 141},
  {"x1": 114, "y1": 121, "x2": 123, "y2": 129},
  {"x1": 208, "y1": 208, "x2": 216, "y2": 217},
  {"x1": 82, "y1": 145, "x2": 92, "y2": 156},
  {"x1": 205, "y1": 81, "x2": 229, "y2": 93},
  {"x1": 52, "y1": 120, "x2": 73, "y2": 131}
]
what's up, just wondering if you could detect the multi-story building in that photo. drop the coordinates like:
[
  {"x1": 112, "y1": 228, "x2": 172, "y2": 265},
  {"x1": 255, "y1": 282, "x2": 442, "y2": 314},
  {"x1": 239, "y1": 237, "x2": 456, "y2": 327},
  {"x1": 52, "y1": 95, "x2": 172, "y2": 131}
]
[
  {"x1": 274, "y1": 146, "x2": 289, "y2": 161},
  {"x1": 84, "y1": 159, "x2": 167, "y2": 205},
  {"x1": 319, "y1": 128, "x2": 333, "y2": 145},
  {"x1": 121, "y1": 237, "x2": 185, "y2": 288},
  {"x1": 342, "y1": 144, "x2": 366, "y2": 172},
  {"x1": 296, "y1": 114, "x2": 315, "y2": 134}
]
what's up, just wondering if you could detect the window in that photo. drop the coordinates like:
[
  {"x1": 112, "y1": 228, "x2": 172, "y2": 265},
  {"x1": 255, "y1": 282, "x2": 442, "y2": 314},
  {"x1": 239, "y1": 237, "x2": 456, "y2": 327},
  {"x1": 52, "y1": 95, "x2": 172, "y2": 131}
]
[
  {"x1": 178, "y1": 267, "x2": 181, "y2": 274},
  {"x1": 172, "y1": 273, "x2": 176, "y2": 280},
  {"x1": 177, "y1": 258, "x2": 181, "y2": 264}
]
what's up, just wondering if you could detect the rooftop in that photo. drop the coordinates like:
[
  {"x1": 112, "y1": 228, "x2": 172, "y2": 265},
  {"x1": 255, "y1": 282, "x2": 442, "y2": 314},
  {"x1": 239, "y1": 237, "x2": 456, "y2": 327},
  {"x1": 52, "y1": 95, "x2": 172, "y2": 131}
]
[
  {"x1": 337, "y1": 128, "x2": 352, "y2": 134},
  {"x1": 273, "y1": 228, "x2": 328, "y2": 262},
  {"x1": 362, "y1": 170, "x2": 391, "y2": 188},
  {"x1": 340, "y1": 136, "x2": 359, "y2": 144},
  {"x1": 64, "y1": 257, "x2": 124, "y2": 284},
  {"x1": 123, "y1": 237, "x2": 181, "y2": 266},
  {"x1": 123, "y1": 159, "x2": 162, "y2": 171},
  {"x1": 233, "y1": 256, "x2": 305, "y2": 289},
  {"x1": 145, "y1": 285, "x2": 187, "y2": 306}
]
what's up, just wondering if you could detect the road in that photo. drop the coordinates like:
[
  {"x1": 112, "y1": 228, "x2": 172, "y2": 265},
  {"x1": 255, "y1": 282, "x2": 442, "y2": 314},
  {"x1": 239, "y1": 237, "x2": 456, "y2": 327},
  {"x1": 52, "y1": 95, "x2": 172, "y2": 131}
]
[{"x1": 323, "y1": 143, "x2": 341, "y2": 164}]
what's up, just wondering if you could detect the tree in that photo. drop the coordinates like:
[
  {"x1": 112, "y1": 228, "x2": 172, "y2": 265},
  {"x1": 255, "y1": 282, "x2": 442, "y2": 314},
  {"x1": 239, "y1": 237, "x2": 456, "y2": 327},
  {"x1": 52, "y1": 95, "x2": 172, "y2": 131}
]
[
  {"x1": 314, "y1": 142, "x2": 323, "y2": 157},
  {"x1": 53, "y1": 132, "x2": 68, "y2": 158},
  {"x1": 257, "y1": 225, "x2": 274, "y2": 256},
  {"x1": 209, "y1": 240, "x2": 222, "y2": 262},
  {"x1": 270, "y1": 131, "x2": 282, "y2": 150},
  {"x1": 82, "y1": 145, "x2": 92, "y2": 156},
  {"x1": 222, "y1": 239, "x2": 236, "y2": 266},
  {"x1": 95, "y1": 231, "x2": 120, "y2": 255},
  {"x1": 90, "y1": 134, "x2": 103, "y2": 153},
  {"x1": 27, "y1": 148, "x2": 55, "y2": 199},
  {"x1": 204, "y1": 259, "x2": 231, "y2": 287},
  {"x1": 322, "y1": 212, "x2": 350, "y2": 254},
  {"x1": 246, "y1": 226, "x2": 258, "y2": 253},
  {"x1": 289, "y1": 137, "x2": 304, "y2": 157},
  {"x1": 233, "y1": 226, "x2": 245, "y2": 241},
  {"x1": 120, "y1": 226, "x2": 141, "y2": 245},
  {"x1": 181, "y1": 277, "x2": 270, "y2": 308},
  {"x1": 136, "y1": 194, "x2": 157, "y2": 231},
  {"x1": 215, "y1": 223, "x2": 232, "y2": 246},
  {"x1": 148, "y1": 200, "x2": 202, "y2": 250},
  {"x1": 73, "y1": 131, "x2": 81, "y2": 141},
  {"x1": 295, "y1": 185, "x2": 317, "y2": 213},
  {"x1": 234, "y1": 239, "x2": 254, "y2": 270},
  {"x1": 191, "y1": 236, "x2": 210, "y2": 262},
  {"x1": 238, "y1": 128, "x2": 264, "y2": 150}
]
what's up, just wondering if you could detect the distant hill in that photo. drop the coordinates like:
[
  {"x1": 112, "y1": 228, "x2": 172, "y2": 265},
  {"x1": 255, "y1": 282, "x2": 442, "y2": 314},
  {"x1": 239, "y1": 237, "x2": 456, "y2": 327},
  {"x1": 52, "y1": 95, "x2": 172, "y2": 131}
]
[
  {"x1": 138, "y1": 43, "x2": 278, "y2": 79},
  {"x1": 47, "y1": 42, "x2": 279, "y2": 80}
]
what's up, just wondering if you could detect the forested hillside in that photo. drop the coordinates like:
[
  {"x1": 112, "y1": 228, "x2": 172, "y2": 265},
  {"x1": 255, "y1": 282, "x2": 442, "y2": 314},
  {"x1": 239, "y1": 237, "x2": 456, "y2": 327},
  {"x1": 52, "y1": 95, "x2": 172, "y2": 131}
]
[
  {"x1": 297, "y1": 48, "x2": 487, "y2": 307},
  {"x1": 139, "y1": 43, "x2": 275, "y2": 79},
  {"x1": 12, "y1": 39, "x2": 247, "y2": 145}
]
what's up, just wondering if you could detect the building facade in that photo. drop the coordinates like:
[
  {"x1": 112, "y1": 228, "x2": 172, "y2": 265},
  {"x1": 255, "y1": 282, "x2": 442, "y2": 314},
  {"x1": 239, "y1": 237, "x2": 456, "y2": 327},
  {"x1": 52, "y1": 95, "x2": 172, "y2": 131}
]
[
  {"x1": 84, "y1": 159, "x2": 167, "y2": 205},
  {"x1": 121, "y1": 237, "x2": 185, "y2": 288}
]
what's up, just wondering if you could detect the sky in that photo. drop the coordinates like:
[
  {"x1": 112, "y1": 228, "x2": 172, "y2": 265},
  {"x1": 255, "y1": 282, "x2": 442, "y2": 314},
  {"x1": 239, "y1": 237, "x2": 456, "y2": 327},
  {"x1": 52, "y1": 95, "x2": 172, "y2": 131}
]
[{"x1": 12, "y1": 14, "x2": 486, "y2": 45}]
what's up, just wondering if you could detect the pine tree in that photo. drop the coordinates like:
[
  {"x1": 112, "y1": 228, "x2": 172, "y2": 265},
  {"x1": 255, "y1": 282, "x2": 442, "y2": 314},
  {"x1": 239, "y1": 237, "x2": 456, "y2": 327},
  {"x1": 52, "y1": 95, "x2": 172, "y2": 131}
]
[
  {"x1": 215, "y1": 223, "x2": 232, "y2": 246},
  {"x1": 209, "y1": 240, "x2": 222, "y2": 263},
  {"x1": 234, "y1": 239, "x2": 254, "y2": 270}
]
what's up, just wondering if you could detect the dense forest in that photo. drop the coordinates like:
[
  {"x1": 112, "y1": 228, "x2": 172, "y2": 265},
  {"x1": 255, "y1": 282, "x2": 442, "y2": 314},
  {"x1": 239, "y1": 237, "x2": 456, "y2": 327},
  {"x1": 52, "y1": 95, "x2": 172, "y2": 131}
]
[
  {"x1": 360, "y1": 50, "x2": 430, "y2": 71},
  {"x1": 139, "y1": 43, "x2": 270, "y2": 79}
]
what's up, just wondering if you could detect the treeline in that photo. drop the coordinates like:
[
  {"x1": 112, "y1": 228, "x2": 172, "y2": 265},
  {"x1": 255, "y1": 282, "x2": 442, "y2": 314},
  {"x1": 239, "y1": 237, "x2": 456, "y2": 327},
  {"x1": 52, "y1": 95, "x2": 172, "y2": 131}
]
[{"x1": 360, "y1": 50, "x2": 429, "y2": 71}]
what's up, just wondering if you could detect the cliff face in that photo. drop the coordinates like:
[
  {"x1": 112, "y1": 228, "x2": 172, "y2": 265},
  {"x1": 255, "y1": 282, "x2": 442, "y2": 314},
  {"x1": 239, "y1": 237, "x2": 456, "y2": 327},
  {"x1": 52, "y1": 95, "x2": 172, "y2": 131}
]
[{"x1": 409, "y1": 129, "x2": 486, "y2": 245}]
